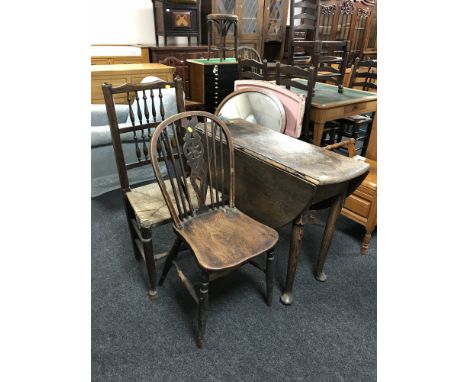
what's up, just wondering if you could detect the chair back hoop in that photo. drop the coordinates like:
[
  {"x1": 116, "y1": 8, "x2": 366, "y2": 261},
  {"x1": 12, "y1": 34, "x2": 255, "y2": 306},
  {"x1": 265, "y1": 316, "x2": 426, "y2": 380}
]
[
  {"x1": 238, "y1": 57, "x2": 268, "y2": 80},
  {"x1": 237, "y1": 46, "x2": 262, "y2": 61},
  {"x1": 349, "y1": 57, "x2": 377, "y2": 91},
  {"x1": 214, "y1": 87, "x2": 287, "y2": 134},
  {"x1": 159, "y1": 56, "x2": 184, "y2": 67},
  {"x1": 234, "y1": 80, "x2": 306, "y2": 139},
  {"x1": 150, "y1": 111, "x2": 235, "y2": 229},
  {"x1": 101, "y1": 76, "x2": 185, "y2": 191}
]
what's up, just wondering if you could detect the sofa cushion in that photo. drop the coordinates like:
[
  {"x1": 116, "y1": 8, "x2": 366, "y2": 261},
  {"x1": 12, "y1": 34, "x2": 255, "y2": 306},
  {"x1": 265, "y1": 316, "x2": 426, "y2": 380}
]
[{"x1": 91, "y1": 104, "x2": 128, "y2": 126}]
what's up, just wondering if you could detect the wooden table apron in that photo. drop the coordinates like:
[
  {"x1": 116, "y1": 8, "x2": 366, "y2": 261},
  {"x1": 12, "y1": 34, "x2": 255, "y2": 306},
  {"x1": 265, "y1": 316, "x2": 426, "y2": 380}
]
[
  {"x1": 201, "y1": 120, "x2": 369, "y2": 305},
  {"x1": 289, "y1": 82, "x2": 377, "y2": 146}
]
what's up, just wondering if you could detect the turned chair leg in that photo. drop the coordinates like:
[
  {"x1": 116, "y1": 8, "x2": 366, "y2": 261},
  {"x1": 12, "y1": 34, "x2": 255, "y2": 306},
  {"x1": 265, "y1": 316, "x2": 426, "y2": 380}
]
[
  {"x1": 123, "y1": 198, "x2": 141, "y2": 261},
  {"x1": 266, "y1": 249, "x2": 275, "y2": 306},
  {"x1": 196, "y1": 270, "x2": 210, "y2": 348},
  {"x1": 158, "y1": 236, "x2": 182, "y2": 286},
  {"x1": 141, "y1": 227, "x2": 158, "y2": 300}
]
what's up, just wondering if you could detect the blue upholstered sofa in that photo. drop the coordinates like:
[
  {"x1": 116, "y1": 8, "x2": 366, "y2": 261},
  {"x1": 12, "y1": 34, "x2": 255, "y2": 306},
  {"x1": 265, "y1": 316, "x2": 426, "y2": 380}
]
[{"x1": 91, "y1": 79, "x2": 179, "y2": 197}]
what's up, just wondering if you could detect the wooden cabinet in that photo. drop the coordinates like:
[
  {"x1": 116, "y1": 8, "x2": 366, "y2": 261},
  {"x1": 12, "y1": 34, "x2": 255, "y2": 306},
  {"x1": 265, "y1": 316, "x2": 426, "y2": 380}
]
[
  {"x1": 206, "y1": 0, "x2": 289, "y2": 61},
  {"x1": 151, "y1": 0, "x2": 202, "y2": 46},
  {"x1": 91, "y1": 63, "x2": 175, "y2": 104},
  {"x1": 285, "y1": 0, "x2": 376, "y2": 64},
  {"x1": 341, "y1": 158, "x2": 376, "y2": 255},
  {"x1": 187, "y1": 58, "x2": 238, "y2": 113},
  {"x1": 91, "y1": 46, "x2": 150, "y2": 65}
]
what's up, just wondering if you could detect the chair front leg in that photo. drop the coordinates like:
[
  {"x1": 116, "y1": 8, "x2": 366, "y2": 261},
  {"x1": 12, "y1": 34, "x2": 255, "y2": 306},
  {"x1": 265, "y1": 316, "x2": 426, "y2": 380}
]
[
  {"x1": 266, "y1": 248, "x2": 275, "y2": 306},
  {"x1": 196, "y1": 270, "x2": 210, "y2": 348},
  {"x1": 141, "y1": 227, "x2": 158, "y2": 300}
]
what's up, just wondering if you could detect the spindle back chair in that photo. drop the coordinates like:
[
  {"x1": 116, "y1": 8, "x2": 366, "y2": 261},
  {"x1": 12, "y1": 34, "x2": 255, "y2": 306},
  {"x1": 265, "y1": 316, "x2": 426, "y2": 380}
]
[
  {"x1": 101, "y1": 76, "x2": 185, "y2": 299},
  {"x1": 150, "y1": 111, "x2": 278, "y2": 348},
  {"x1": 238, "y1": 58, "x2": 269, "y2": 80}
]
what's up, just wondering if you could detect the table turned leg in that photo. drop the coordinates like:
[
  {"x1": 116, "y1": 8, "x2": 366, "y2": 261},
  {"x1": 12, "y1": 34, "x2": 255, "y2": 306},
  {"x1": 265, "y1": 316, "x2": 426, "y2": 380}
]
[
  {"x1": 313, "y1": 122, "x2": 326, "y2": 146},
  {"x1": 281, "y1": 214, "x2": 306, "y2": 305},
  {"x1": 314, "y1": 193, "x2": 344, "y2": 282}
]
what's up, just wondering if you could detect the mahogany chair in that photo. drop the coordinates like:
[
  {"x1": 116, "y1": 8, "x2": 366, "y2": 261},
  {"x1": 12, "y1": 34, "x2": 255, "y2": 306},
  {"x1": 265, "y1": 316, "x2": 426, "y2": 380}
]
[
  {"x1": 275, "y1": 62, "x2": 317, "y2": 141},
  {"x1": 159, "y1": 56, "x2": 204, "y2": 111},
  {"x1": 101, "y1": 76, "x2": 186, "y2": 299},
  {"x1": 336, "y1": 58, "x2": 377, "y2": 155},
  {"x1": 237, "y1": 46, "x2": 262, "y2": 61},
  {"x1": 237, "y1": 57, "x2": 269, "y2": 81},
  {"x1": 290, "y1": 40, "x2": 350, "y2": 93},
  {"x1": 150, "y1": 111, "x2": 278, "y2": 348},
  {"x1": 287, "y1": 0, "x2": 320, "y2": 65}
]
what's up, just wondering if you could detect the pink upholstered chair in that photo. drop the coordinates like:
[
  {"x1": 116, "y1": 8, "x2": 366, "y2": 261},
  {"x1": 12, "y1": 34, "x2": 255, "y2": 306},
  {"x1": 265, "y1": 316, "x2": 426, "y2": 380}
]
[{"x1": 234, "y1": 80, "x2": 306, "y2": 139}]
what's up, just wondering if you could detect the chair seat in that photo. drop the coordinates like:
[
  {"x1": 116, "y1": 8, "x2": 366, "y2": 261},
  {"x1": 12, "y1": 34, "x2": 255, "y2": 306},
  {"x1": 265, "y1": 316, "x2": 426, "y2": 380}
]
[
  {"x1": 127, "y1": 179, "x2": 203, "y2": 229},
  {"x1": 175, "y1": 208, "x2": 278, "y2": 271}
]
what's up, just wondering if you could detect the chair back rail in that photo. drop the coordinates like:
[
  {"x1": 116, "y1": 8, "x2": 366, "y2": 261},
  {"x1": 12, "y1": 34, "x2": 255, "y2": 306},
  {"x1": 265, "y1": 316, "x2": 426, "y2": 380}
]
[
  {"x1": 349, "y1": 57, "x2": 377, "y2": 91},
  {"x1": 102, "y1": 77, "x2": 185, "y2": 191},
  {"x1": 275, "y1": 63, "x2": 317, "y2": 141},
  {"x1": 237, "y1": 46, "x2": 262, "y2": 62},
  {"x1": 150, "y1": 111, "x2": 235, "y2": 229},
  {"x1": 238, "y1": 58, "x2": 269, "y2": 80}
]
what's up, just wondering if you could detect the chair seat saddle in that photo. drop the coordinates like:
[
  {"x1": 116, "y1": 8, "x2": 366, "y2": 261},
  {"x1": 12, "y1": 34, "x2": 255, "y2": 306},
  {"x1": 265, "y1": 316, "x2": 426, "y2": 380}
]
[{"x1": 175, "y1": 207, "x2": 279, "y2": 271}]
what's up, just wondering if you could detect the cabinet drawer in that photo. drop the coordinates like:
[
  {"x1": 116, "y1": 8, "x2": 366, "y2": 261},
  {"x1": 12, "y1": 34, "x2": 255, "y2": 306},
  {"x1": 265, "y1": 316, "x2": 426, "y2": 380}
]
[
  {"x1": 344, "y1": 193, "x2": 371, "y2": 218},
  {"x1": 352, "y1": 185, "x2": 375, "y2": 202},
  {"x1": 92, "y1": 77, "x2": 128, "y2": 103},
  {"x1": 204, "y1": 65, "x2": 238, "y2": 90},
  {"x1": 205, "y1": 90, "x2": 231, "y2": 113}
]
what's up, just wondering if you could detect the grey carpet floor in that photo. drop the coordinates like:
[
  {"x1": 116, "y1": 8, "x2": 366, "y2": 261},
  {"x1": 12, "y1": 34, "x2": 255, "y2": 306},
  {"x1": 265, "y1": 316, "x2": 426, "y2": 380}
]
[{"x1": 92, "y1": 189, "x2": 377, "y2": 382}]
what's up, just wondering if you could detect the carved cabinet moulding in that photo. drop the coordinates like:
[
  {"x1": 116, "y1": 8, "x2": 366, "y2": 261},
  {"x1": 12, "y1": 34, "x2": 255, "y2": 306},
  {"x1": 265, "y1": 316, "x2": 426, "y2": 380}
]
[
  {"x1": 321, "y1": 5, "x2": 337, "y2": 16},
  {"x1": 340, "y1": 0, "x2": 354, "y2": 15},
  {"x1": 357, "y1": 7, "x2": 370, "y2": 18}
]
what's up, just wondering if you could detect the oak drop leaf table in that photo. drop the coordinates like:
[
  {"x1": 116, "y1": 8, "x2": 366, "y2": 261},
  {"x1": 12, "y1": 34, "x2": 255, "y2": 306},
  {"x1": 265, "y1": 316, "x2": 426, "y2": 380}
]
[{"x1": 219, "y1": 120, "x2": 370, "y2": 304}]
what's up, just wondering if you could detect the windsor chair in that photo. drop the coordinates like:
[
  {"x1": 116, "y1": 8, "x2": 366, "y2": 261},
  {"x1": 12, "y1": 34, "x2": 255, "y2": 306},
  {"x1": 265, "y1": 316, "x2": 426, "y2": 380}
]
[{"x1": 150, "y1": 111, "x2": 278, "y2": 348}]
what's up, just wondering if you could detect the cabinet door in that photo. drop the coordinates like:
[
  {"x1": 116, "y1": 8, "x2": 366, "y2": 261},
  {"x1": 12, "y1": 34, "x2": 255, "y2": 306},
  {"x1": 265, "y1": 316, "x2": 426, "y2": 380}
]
[
  {"x1": 212, "y1": 0, "x2": 262, "y2": 49},
  {"x1": 262, "y1": 0, "x2": 289, "y2": 60}
]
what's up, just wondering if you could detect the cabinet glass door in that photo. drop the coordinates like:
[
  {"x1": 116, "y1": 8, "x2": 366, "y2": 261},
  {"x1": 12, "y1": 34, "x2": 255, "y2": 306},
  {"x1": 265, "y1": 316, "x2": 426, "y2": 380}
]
[{"x1": 241, "y1": 0, "x2": 259, "y2": 36}]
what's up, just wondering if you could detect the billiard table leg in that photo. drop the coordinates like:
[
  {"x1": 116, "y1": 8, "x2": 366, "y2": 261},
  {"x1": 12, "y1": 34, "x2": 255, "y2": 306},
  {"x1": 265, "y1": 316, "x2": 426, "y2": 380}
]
[
  {"x1": 314, "y1": 193, "x2": 344, "y2": 282},
  {"x1": 281, "y1": 214, "x2": 306, "y2": 305}
]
